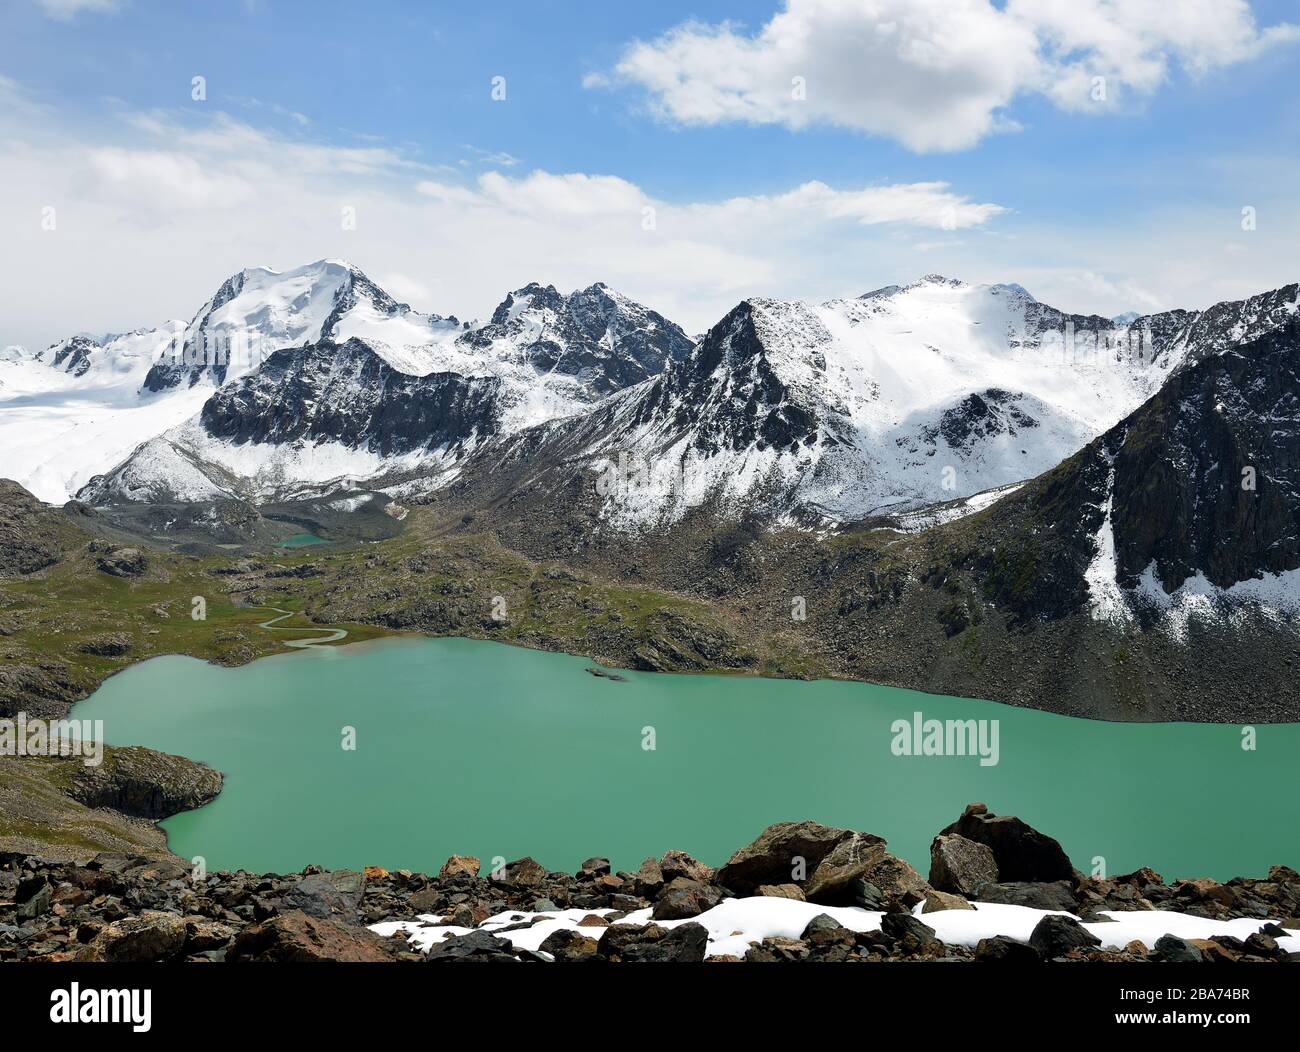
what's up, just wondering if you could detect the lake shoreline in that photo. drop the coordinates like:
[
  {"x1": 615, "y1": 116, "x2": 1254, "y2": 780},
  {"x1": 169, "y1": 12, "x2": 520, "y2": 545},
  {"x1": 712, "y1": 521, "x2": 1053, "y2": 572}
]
[{"x1": 4, "y1": 807, "x2": 1298, "y2": 964}]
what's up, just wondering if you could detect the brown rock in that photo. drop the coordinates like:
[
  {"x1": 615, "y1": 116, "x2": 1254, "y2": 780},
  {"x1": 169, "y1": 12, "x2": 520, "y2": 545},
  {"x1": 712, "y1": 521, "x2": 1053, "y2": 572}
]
[
  {"x1": 659, "y1": 849, "x2": 714, "y2": 885},
  {"x1": 438, "y1": 854, "x2": 481, "y2": 879},
  {"x1": 929, "y1": 833, "x2": 998, "y2": 895},
  {"x1": 805, "y1": 833, "x2": 932, "y2": 909},
  {"x1": 75, "y1": 910, "x2": 189, "y2": 962},
  {"x1": 756, "y1": 884, "x2": 806, "y2": 901},
  {"x1": 921, "y1": 890, "x2": 974, "y2": 913},
  {"x1": 652, "y1": 877, "x2": 723, "y2": 920},
  {"x1": 715, "y1": 820, "x2": 860, "y2": 894},
  {"x1": 938, "y1": 804, "x2": 1073, "y2": 884},
  {"x1": 499, "y1": 857, "x2": 547, "y2": 887},
  {"x1": 228, "y1": 911, "x2": 398, "y2": 962}
]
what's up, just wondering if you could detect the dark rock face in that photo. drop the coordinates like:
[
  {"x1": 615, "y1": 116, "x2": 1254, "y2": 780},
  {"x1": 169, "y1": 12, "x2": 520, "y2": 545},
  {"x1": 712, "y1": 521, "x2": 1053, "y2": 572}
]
[
  {"x1": 0, "y1": 480, "x2": 74, "y2": 577},
  {"x1": 924, "y1": 388, "x2": 1038, "y2": 451},
  {"x1": 631, "y1": 301, "x2": 822, "y2": 457},
  {"x1": 938, "y1": 804, "x2": 1074, "y2": 884},
  {"x1": 1110, "y1": 319, "x2": 1300, "y2": 591},
  {"x1": 465, "y1": 281, "x2": 694, "y2": 395},
  {"x1": 78, "y1": 633, "x2": 132, "y2": 657},
  {"x1": 93, "y1": 545, "x2": 147, "y2": 578},
  {"x1": 50, "y1": 335, "x2": 99, "y2": 377},
  {"x1": 68, "y1": 746, "x2": 223, "y2": 821},
  {"x1": 200, "y1": 339, "x2": 507, "y2": 457},
  {"x1": 971, "y1": 318, "x2": 1300, "y2": 623}
]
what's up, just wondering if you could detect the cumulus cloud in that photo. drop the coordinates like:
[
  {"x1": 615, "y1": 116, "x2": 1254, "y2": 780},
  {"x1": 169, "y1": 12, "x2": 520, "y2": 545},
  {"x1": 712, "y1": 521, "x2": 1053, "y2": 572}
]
[{"x1": 594, "y1": 0, "x2": 1300, "y2": 151}]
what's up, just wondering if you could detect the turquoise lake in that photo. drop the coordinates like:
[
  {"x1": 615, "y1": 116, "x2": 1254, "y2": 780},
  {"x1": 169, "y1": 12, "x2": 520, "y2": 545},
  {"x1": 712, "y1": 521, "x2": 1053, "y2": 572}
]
[{"x1": 71, "y1": 636, "x2": 1300, "y2": 880}]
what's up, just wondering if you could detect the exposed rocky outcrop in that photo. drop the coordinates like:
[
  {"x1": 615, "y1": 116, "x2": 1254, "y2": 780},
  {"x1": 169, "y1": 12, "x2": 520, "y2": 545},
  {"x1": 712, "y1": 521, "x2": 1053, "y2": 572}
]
[{"x1": 67, "y1": 746, "x2": 223, "y2": 821}]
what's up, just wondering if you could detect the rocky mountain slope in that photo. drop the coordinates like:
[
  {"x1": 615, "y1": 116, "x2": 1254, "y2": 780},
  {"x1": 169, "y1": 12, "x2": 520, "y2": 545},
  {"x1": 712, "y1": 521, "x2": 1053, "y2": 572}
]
[{"x1": 428, "y1": 277, "x2": 1300, "y2": 530}]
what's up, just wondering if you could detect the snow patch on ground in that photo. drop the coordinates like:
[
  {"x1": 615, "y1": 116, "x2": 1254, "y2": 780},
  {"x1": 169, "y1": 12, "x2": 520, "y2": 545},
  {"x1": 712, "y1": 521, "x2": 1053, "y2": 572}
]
[
  {"x1": 371, "y1": 895, "x2": 1300, "y2": 960},
  {"x1": 891, "y1": 482, "x2": 1026, "y2": 532},
  {"x1": 1133, "y1": 562, "x2": 1300, "y2": 642}
]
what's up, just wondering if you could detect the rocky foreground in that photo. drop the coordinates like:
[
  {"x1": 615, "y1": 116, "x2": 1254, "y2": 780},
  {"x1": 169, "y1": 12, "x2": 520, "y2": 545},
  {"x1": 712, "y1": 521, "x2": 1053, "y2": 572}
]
[{"x1": 2, "y1": 804, "x2": 1297, "y2": 964}]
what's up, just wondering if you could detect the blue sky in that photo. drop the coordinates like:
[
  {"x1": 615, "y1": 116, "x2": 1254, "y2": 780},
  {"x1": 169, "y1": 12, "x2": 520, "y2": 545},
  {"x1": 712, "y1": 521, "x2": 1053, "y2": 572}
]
[{"x1": 3, "y1": 0, "x2": 1299, "y2": 346}]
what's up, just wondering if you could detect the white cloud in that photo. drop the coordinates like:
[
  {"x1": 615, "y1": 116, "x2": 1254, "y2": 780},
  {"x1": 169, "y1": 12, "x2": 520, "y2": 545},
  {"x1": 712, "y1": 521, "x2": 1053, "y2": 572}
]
[
  {"x1": 88, "y1": 148, "x2": 256, "y2": 209},
  {"x1": 420, "y1": 169, "x2": 1003, "y2": 228},
  {"x1": 0, "y1": 88, "x2": 1295, "y2": 352},
  {"x1": 594, "y1": 0, "x2": 1300, "y2": 151},
  {"x1": 38, "y1": 0, "x2": 121, "y2": 20}
]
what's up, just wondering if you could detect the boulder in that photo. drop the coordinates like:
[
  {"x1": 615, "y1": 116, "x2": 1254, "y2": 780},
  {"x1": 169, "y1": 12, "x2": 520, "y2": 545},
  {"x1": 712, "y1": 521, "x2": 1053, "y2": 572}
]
[
  {"x1": 598, "y1": 922, "x2": 709, "y2": 963},
  {"x1": 938, "y1": 803, "x2": 1073, "y2": 883},
  {"x1": 578, "y1": 857, "x2": 611, "y2": 879},
  {"x1": 75, "y1": 911, "x2": 189, "y2": 962},
  {"x1": 437, "y1": 855, "x2": 480, "y2": 879},
  {"x1": 975, "y1": 935, "x2": 1041, "y2": 962},
  {"x1": 975, "y1": 881, "x2": 1077, "y2": 913},
  {"x1": 659, "y1": 850, "x2": 714, "y2": 885},
  {"x1": 498, "y1": 857, "x2": 547, "y2": 887},
  {"x1": 921, "y1": 890, "x2": 974, "y2": 913},
  {"x1": 744, "y1": 936, "x2": 810, "y2": 962},
  {"x1": 229, "y1": 911, "x2": 398, "y2": 962},
  {"x1": 1151, "y1": 934, "x2": 1206, "y2": 962},
  {"x1": 538, "y1": 928, "x2": 600, "y2": 962},
  {"x1": 652, "y1": 877, "x2": 722, "y2": 920},
  {"x1": 805, "y1": 834, "x2": 932, "y2": 910},
  {"x1": 95, "y1": 547, "x2": 147, "y2": 577},
  {"x1": 425, "y1": 929, "x2": 519, "y2": 963},
  {"x1": 1028, "y1": 914, "x2": 1100, "y2": 959},
  {"x1": 756, "y1": 884, "x2": 806, "y2": 901},
  {"x1": 634, "y1": 857, "x2": 665, "y2": 897},
  {"x1": 880, "y1": 912, "x2": 943, "y2": 956},
  {"x1": 715, "y1": 821, "x2": 859, "y2": 894},
  {"x1": 929, "y1": 834, "x2": 998, "y2": 895},
  {"x1": 280, "y1": 869, "x2": 366, "y2": 920}
]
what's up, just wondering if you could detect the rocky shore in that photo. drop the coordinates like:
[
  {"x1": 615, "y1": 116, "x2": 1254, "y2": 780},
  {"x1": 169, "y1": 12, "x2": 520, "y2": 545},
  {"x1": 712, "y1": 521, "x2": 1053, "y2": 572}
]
[{"x1": 2, "y1": 805, "x2": 1297, "y2": 964}]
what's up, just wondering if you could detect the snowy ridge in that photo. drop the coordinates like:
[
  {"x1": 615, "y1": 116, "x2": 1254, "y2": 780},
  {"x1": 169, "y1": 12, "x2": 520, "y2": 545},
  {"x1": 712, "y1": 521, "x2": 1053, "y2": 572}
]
[
  {"x1": 575, "y1": 276, "x2": 1183, "y2": 528},
  {"x1": 9, "y1": 265, "x2": 1298, "y2": 516}
]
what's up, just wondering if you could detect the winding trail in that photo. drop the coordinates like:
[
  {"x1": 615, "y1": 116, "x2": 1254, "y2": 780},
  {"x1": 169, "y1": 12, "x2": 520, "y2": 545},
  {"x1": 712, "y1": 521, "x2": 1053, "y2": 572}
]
[{"x1": 256, "y1": 607, "x2": 349, "y2": 649}]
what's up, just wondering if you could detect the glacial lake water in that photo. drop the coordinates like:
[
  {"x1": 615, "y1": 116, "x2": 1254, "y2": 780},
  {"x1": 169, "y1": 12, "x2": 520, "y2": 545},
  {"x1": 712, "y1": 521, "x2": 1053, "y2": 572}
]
[
  {"x1": 72, "y1": 636, "x2": 1300, "y2": 881},
  {"x1": 274, "y1": 533, "x2": 329, "y2": 548}
]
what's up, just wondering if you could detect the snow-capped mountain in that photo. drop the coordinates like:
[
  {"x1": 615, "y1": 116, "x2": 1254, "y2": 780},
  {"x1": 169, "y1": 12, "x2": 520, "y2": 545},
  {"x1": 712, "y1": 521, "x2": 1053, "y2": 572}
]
[
  {"x1": 442, "y1": 276, "x2": 1298, "y2": 529},
  {"x1": 68, "y1": 265, "x2": 694, "y2": 503},
  {"x1": 965, "y1": 316, "x2": 1300, "y2": 637},
  {"x1": 140, "y1": 259, "x2": 465, "y2": 392}
]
